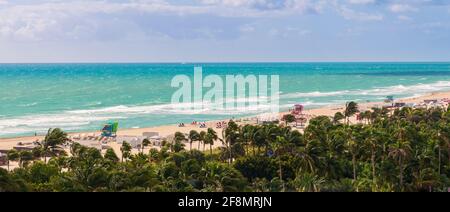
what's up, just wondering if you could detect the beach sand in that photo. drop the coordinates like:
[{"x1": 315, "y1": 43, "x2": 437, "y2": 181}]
[{"x1": 1, "y1": 90, "x2": 449, "y2": 169}]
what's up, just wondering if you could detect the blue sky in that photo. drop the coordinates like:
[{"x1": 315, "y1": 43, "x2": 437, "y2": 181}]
[{"x1": 0, "y1": 0, "x2": 449, "y2": 62}]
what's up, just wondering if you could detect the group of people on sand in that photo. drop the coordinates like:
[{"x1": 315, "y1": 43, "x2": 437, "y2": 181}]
[
  {"x1": 179, "y1": 121, "x2": 207, "y2": 128},
  {"x1": 192, "y1": 121, "x2": 207, "y2": 128},
  {"x1": 216, "y1": 121, "x2": 228, "y2": 129},
  {"x1": 178, "y1": 120, "x2": 228, "y2": 129}
]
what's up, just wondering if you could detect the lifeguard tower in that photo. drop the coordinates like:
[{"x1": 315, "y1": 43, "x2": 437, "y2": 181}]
[
  {"x1": 291, "y1": 104, "x2": 307, "y2": 127},
  {"x1": 102, "y1": 122, "x2": 119, "y2": 137},
  {"x1": 291, "y1": 104, "x2": 304, "y2": 115},
  {"x1": 385, "y1": 96, "x2": 395, "y2": 107}
]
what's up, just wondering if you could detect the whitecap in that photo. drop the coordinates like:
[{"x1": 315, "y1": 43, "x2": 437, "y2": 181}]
[
  {"x1": 281, "y1": 81, "x2": 450, "y2": 99},
  {"x1": 18, "y1": 102, "x2": 38, "y2": 107}
]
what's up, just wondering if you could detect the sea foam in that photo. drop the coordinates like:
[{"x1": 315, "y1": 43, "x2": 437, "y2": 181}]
[{"x1": 281, "y1": 81, "x2": 450, "y2": 99}]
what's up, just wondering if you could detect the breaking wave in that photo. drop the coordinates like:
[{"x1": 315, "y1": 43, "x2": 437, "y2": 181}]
[
  {"x1": 1, "y1": 80, "x2": 450, "y2": 137},
  {"x1": 281, "y1": 81, "x2": 450, "y2": 99}
]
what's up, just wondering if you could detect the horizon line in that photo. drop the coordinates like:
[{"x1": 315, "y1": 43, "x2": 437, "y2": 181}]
[{"x1": 1, "y1": 61, "x2": 450, "y2": 64}]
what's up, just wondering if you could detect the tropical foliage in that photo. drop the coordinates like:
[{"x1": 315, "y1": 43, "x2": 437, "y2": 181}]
[{"x1": 1, "y1": 104, "x2": 450, "y2": 192}]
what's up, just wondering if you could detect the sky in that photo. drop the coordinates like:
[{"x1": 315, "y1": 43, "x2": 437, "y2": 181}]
[{"x1": 0, "y1": 0, "x2": 449, "y2": 62}]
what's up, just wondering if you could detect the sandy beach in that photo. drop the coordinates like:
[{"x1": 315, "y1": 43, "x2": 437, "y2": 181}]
[{"x1": 1, "y1": 90, "x2": 449, "y2": 164}]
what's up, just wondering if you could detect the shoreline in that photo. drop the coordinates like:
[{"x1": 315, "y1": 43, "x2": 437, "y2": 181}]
[{"x1": 1, "y1": 90, "x2": 449, "y2": 150}]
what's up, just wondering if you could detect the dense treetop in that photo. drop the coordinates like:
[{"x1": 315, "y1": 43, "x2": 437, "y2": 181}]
[{"x1": 1, "y1": 105, "x2": 449, "y2": 192}]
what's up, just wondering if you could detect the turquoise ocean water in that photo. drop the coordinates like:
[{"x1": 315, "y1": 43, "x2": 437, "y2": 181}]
[{"x1": 1, "y1": 63, "x2": 450, "y2": 138}]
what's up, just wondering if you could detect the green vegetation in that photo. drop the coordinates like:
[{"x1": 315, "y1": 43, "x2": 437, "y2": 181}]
[
  {"x1": 1, "y1": 103, "x2": 450, "y2": 192},
  {"x1": 282, "y1": 114, "x2": 296, "y2": 126}
]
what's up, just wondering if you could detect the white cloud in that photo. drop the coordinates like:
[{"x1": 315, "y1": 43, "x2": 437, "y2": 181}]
[
  {"x1": 388, "y1": 4, "x2": 418, "y2": 13},
  {"x1": 197, "y1": 0, "x2": 327, "y2": 14},
  {"x1": 267, "y1": 27, "x2": 311, "y2": 38},
  {"x1": 0, "y1": 0, "x2": 330, "y2": 42},
  {"x1": 338, "y1": 6, "x2": 383, "y2": 21},
  {"x1": 0, "y1": 1, "x2": 214, "y2": 41},
  {"x1": 0, "y1": 0, "x2": 443, "y2": 43},
  {"x1": 347, "y1": 0, "x2": 375, "y2": 5}
]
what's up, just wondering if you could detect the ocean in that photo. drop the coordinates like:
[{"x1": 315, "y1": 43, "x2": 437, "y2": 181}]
[{"x1": 0, "y1": 63, "x2": 450, "y2": 138}]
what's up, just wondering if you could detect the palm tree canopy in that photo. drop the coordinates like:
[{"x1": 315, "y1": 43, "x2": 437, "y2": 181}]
[
  {"x1": 43, "y1": 128, "x2": 70, "y2": 148},
  {"x1": 345, "y1": 101, "x2": 360, "y2": 118}
]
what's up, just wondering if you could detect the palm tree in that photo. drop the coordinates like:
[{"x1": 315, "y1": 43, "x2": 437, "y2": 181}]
[
  {"x1": 173, "y1": 132, "x2": 187, "y2": 152},
  {"x1": 36, "y1": 128, "x2": 70, "y2": 163},
  {"x1": 120, "y1": 141, "x2": 132, "y2": 162},
  {"x1": 104, "y1": 149, "x2": 119, "y2": 163},
  {"x1": 271, "y1": 136, "x2": 289, "y2": 191},
  {"x1": 199, "y1": 131, "x2": 206, "y2": 151},
  {"x1": 282, "y1": 128, "x2": 303, "y2": 147},
  {"x1": 148, "y1": 148, "x2": 160, "y2": 163},
  {"x1": 255, "y1": 125, "x2": 278, "y2": 153},
  {"x1": 296, "y1": 146, "x2": 317, "y2": 174},
  {"x1": 344, "y1": 101, "x2": 359, "y2": 124},
  {"x1": 364, "y1": 128, "x2": 380, "y2": 183},
  {"x1": 304, "y1": 116, "x2": 333, "y2": 144},
  {"x1": 203, "y1": 136, "x2": 207, "y2": 152},
  {"x1": 430, "y1": 126, "x2": 447, "y2": 176},
  {"x1": 221, "y1": 129, "x2": 231, "y2": 164},
  {"x1": 241, "y1": 125, "x2": 258, "y2": 155},
  {"x1": 438, "y1": 121, "x2": 450, "y2": 165},
  {"x1": 206, "y1": 128, "x2": 218, "y2": 155},
  {"x1": 18, "y1": 151, "x2": 34, "y2": 168},
  {"x1": 360, "y1": 111, "x2": 372, "y2": 124},
  {"x1": 282, "y1": 114, "x2": 296, "y2": 126},
  {"x1": 381, "y1": 107, "x2": 390, "y2": 118},
  {"x1": 252, "y1": 127, "x2": 267, "y2": 155},
  {"x1": 292, "y1": 172, "x2": 325, "y2": 192},
  {"x1": 141, "y1": 139, "x2": 151, "y2": 153},
  {"x1": 188, "y1": 130, "x2": 200, "y2": 151},
  {"x1": 6, "y1": 150, "x2": 19, "y2": 171},
  {"x1": 389, "y1": 127, "x2": 412, "y2": 189},
  {"x1": 343, "y1": 126, "x2": 359, "y2": 182},
  {"x1": 333, "y1": 112, "x2": 345, "y2": 125},
  {"x1": 222, "y1": 120, "x2": 240, "y2": 164},
  {"x1": 172, "y1": 133, "x2": 186, "y2": 153},
  {"x1": 49, "y1": 156, "x2": 70, "y2": 173},
  {"x1": 400, "y1": 107, "x2": 414, "y2": 121}
]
